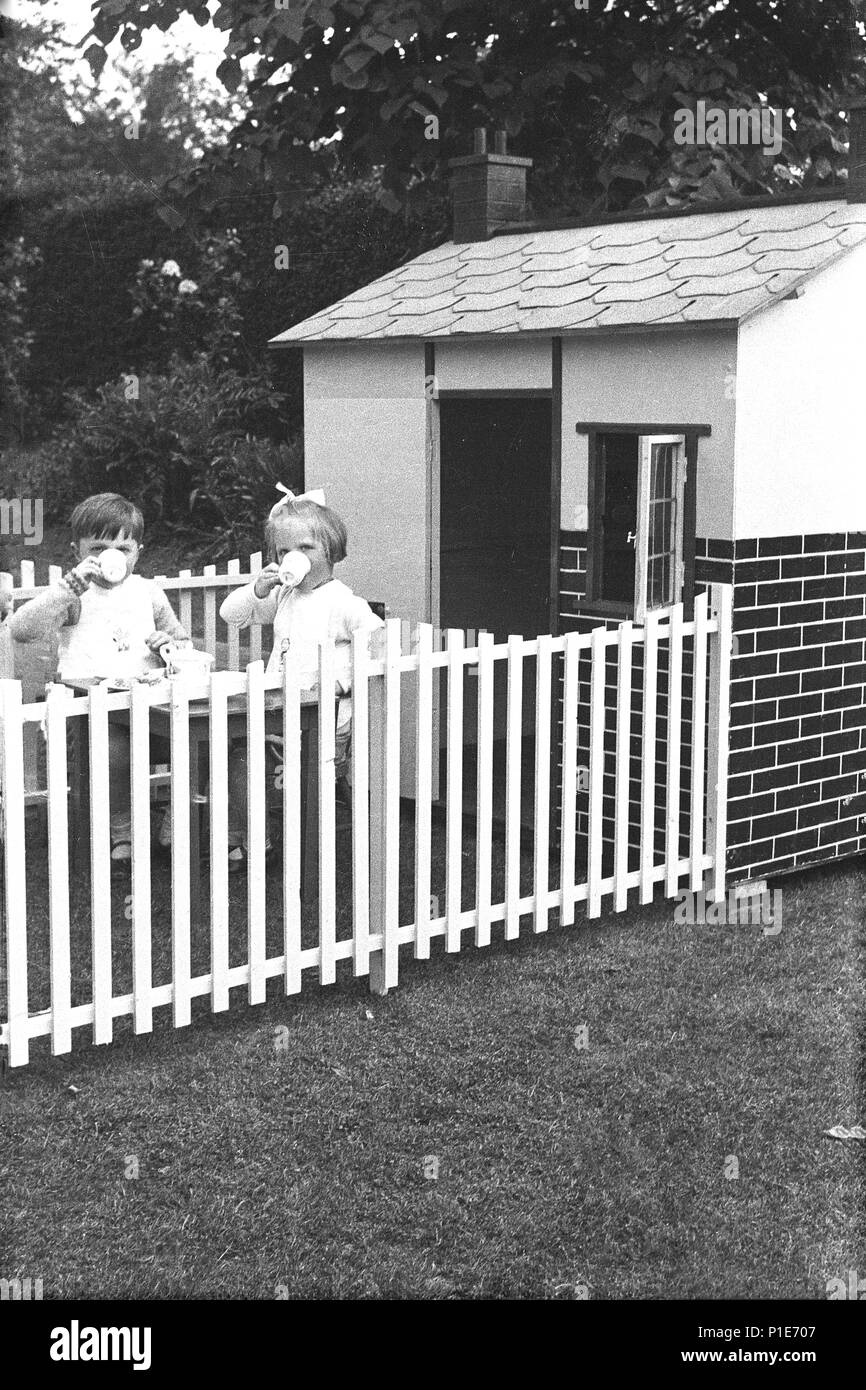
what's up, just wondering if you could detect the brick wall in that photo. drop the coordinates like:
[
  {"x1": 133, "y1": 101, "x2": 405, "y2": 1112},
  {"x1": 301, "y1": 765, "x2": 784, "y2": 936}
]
[
  {"x1": 555, "y1": 530, "x2": 866, "y2": 883},
  {"x1": 725, "y1": 532, "x2": 866, "y2": 880}
]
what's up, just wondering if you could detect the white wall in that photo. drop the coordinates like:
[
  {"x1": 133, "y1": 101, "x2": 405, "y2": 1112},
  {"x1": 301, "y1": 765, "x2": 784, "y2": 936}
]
[
  {"x1": 434, "y1": 339, "x2": 552, "y2": 391},
  {"x1": 303, "y1": 343, "x2": 427, "y2": 617},
  {"x1": 560, "y1": 328, "x2": 738, "y2": 539},
  {"x1": 734, "y1": 244, "x2": 866, "y2": 537}
]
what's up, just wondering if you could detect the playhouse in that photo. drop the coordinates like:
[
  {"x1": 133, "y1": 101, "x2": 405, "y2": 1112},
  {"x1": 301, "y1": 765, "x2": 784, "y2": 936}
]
[{"x1": 269, "y1": 112, "x2": 866, "y2": 885}]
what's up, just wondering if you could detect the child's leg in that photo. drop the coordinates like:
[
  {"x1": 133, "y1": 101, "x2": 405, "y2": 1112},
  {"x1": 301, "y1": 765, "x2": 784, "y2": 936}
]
[
  {"x1": 107, "y1": 721, "x2": 132, "y2": 846},
  {"x1": 226, "y1": 740, "x2": 276, "y2": 851},
  {"x1": 227, "y1": 741, "x2": 249, "y2": 849},
  {"x1": 334, "y1": 721, "x2": 352, "y2": 789}
]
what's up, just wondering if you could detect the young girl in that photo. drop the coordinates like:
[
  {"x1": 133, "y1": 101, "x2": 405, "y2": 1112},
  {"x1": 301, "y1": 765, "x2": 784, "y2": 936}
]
[{"x1": 219, "y1": 486, "x2": 383, "y2": 872}]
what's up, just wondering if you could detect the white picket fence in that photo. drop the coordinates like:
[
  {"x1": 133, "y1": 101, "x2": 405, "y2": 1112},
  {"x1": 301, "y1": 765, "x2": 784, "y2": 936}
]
[{"x1": 0, "y1": 560, "x2": 733, "y2": 1067}]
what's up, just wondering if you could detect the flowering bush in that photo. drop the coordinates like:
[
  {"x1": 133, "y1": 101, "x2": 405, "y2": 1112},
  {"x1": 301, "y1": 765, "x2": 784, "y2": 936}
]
[{"x1": 126, "y1": 232, "x2": 248, "y2": 372}]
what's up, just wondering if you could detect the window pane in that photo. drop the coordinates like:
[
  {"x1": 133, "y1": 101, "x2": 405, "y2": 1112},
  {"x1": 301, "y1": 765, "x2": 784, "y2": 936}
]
[{"x1": 597, "y1": 433, "x2": 638, "y2": 602}]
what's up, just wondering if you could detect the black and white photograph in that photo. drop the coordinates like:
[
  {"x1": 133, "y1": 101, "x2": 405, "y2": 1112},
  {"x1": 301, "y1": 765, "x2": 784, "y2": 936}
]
[{"x1": 0, "y1": 0, "x2": 863, "y2": 1348}]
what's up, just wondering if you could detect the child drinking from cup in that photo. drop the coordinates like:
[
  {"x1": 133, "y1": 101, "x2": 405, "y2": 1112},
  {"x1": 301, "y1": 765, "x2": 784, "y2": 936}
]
[
  {"x1": 9, "y1": 492, "x2": 191, "y2": 862},
  {"x1": 219, "y1": 486, "x2": 383, "y2": 872}
]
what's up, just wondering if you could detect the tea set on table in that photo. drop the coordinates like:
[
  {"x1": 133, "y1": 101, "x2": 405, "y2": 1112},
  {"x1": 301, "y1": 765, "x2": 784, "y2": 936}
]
[{"x1": 95, "y1": 546, "x2": 311, "y2": 689}]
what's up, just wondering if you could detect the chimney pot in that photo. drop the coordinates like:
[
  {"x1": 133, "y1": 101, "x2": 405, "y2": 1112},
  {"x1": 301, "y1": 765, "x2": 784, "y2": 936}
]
[
  {"x1": 847, "y1": 96, "x2": 866, "y2": 203},
  {"x1": 473, "y1": 127, "x2": 487, "y2": 155},
  {"x1": 494, "y1": 130, "x2": 507, "y2": 155}
]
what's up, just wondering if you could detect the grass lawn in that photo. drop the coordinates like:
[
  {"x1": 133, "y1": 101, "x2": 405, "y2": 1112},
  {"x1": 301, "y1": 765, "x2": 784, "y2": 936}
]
[
  {"x1": 1, "y1": 820, "x2": 862, "y2": 1300},
  {"x1": 1, "y1": 506, "x2": 862, "y2": 1299}
]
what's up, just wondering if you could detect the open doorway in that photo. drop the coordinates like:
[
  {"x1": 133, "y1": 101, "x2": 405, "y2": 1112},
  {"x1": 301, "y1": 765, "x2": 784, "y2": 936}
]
[
  {"x1": 439, "y1": 397, "x2": 551, "y2": 638},
  {"x1": 437, "y1": 396, "x2": 553, "y2": 828}
]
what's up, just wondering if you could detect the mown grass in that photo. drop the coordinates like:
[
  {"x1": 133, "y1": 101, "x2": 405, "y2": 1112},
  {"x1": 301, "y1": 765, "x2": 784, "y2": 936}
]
[{"x1": 1, "y1": 819, "x2": 862, "y2": 1301}]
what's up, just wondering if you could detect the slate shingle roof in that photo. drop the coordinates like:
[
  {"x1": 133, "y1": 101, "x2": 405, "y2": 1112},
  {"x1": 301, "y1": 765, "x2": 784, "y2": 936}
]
[{"x1": 270, "y1": 200, "x2": 866, "y2": 343}]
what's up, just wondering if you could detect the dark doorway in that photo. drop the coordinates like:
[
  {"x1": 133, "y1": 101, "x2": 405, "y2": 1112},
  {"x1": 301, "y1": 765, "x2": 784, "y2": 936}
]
[
  {"x1": 439, "y1": 398, "x2": 551, "y2": 639},
  {"x1": 438, "y1": 396, "x2": 552, "y2": 829}
]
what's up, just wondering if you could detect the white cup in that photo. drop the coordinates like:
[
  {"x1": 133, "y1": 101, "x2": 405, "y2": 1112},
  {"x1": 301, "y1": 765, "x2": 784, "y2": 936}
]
[
  {"x1": 99, "y1": 548, "x2": 127, "y2": 584},
  {"x1": 162, "y1": 646, "x2": 215, "y2": 679},
  {"x1": 279, "y1": 550, "x2": 311, "y2": 588}
]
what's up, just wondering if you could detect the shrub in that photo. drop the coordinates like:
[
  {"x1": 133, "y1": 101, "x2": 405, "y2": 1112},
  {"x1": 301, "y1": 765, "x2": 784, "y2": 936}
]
[
  {"x1": 126, "y1": 232, "x2": 250, "y2": 375},
  {"x1": 197, "y1": 433, "x2": 304, "y2": 560},
  {"x1": 27, "y1": 353, "x2": 295, "y2": 545}
]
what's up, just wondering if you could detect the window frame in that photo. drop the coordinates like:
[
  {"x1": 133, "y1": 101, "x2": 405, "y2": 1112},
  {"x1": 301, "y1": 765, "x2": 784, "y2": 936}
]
[{"x1": 576, "y1": 422, "x2": 708, "y2": 622}]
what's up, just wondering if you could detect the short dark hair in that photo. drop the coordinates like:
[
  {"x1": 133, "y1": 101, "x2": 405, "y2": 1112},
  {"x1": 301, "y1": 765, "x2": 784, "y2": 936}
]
[
  {"x1": 265, "y1": 497, "x2": 348, "y2": 566},
  {"x1": 69, "y1": 493, "x2": 145, "y2": 543}
]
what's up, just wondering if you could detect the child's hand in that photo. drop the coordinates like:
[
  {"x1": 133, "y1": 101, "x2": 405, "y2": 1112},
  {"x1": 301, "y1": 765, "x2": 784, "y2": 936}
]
[
  {"x1": 146, "y1": 631, "x2": 182, "y2": 654},
  {"x1": 69, "y1": 556, "x2": 103, "y2": 588},
  {"x1": 253, "y1": 564, "x2": 282, "y2": 600}
]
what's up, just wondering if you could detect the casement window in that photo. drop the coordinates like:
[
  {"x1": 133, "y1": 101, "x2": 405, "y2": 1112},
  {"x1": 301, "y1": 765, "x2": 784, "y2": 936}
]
[{"x1": 577, "y1": 423, "x2": 705, "y2": 621}]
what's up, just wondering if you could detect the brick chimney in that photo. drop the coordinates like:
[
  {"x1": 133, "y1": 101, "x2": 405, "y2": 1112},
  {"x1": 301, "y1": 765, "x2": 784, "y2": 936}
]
[
  {"x1": 448, "y1": 128, "x2": 533, "y2": 242},
  {"x1": 847, "y1": 96, "x2": 866, "y2": 202}
]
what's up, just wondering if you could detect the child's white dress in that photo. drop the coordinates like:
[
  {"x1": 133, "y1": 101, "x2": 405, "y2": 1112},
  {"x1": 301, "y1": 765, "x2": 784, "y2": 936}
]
[{"x1": 219, "y1": 577, "x2": 383, "y2": 733}]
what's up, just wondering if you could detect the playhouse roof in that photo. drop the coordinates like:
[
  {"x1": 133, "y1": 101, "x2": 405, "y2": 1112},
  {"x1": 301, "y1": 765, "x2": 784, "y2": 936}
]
[{"x1": 270, "y1": 198, "x2": 866, "y2": 344}]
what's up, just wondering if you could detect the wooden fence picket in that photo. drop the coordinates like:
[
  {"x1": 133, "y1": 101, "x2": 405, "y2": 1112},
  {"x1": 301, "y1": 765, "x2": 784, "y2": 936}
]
[
  {"x1": 444, "y1": 629, "x2": 464, "y2": 952},
  {"x1": 281, "y1": 659, "x2": 303, "y2": 995},
  {"x1": 613, "y1": 622, "x2": 633, "y2": 913},
  {"x1": 45, "y1": 685, "x2": 72, "y2": 1056},
  {"x1": 504, "y1": 634, "x2": 524, "y2": 940},
  {"x1": 413, "y1": 623, "x2": 435, "y2": 960},
  {"x1": 1, "y1": 680, "x2": 29, "y2": 1065},
  {"x1": 169, "y1": 678, "x2": 192, "y2": 1028},
  {"x1": 129, "y1": 682, "x2": 154, "y2": 1035},
  {"x1": 317, "y1": 640, "x2": 338, "y2": 987},
  {"x1": 208, "y1": 673, "x2": 231, "y2": 1012},
  {"x1": 706, "y1": 584, "x2": 733, "y2": 903},
  {"x1": 690, "y1": 591, "x2": 710, "y2": 892},
  {"x1": 587, "y1": 626, "x2": 606, "y2": 919},
  {"x1": 665, "y1": 604, "x2": 685, "y2": 899},
  {"x1": 246, "y1": 660, "x2": 267, "y2": 1005},
  {"x1": 532, "y1": 634, "x2": 553, "y2": 934},
  {"x1": 178, "y1": 570, "x2": 193, "y2": 642},
  {"x1": 474, "y1": 630, "x2": 495, "y2": 948},
  {"x1": 88, "y1": 680, "x2": 113, "y2": 1046},
  {"x1": 639, "y1": 610, "x2": 661, "y2": 905},
  {"x1": 203, "y1": 565, "x2": 217, "y2": 658},
  {"x1": 369, "y1": 621, "x2": 401, "y2": 994},
  {"x1": 558, "y1": 631, "x2": 580, "y2": 927},
  {"x1": 350, "y1": 629, "x2": 371, "y2": 980},
  {"x1": 248, "y1": 553, "x2": 263, "y2": 665},
  {"x1": 226, "y1": 559, "x2": 241, "y2": 670}
]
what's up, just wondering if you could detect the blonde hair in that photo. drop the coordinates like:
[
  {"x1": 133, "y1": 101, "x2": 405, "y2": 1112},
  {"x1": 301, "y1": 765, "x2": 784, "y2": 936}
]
[{"x1": 265, "y1": 497, "x2": 348, "y2": 565}]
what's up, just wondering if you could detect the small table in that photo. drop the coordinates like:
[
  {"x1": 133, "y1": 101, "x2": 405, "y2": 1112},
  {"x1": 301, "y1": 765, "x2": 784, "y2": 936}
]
[{"x1": 65, "y1": 680, "x2": 323, "y2": 917}]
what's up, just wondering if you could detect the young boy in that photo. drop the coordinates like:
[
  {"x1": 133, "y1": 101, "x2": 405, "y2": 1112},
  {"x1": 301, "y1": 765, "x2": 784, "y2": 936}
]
[{"x1": 9, "y1": 492, "x2": 190, "y2": 861}]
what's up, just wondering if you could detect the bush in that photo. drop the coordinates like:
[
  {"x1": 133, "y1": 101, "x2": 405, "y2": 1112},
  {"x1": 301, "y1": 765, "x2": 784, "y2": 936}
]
[
  {"x1": 6, "y1": 172, "x2": 446, "y2": 431},
  {"x1": 26, "y1": 353, "x2": 298, "y2": 549}
]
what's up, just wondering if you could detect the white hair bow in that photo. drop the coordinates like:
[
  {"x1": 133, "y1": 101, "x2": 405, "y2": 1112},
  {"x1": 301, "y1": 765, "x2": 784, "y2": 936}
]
[{"x1": 268, "y1": 483, "x2": 326, "y2": 518}]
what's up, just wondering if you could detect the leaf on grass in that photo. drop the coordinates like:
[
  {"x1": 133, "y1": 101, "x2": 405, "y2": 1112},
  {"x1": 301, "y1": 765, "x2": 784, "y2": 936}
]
[{"x1": 823, "y1": 1124, "x2": 866, "y2": 1141}]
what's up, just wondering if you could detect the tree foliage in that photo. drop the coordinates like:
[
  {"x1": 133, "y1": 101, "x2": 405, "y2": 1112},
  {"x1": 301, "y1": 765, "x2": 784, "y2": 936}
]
[{"x1": 83, "y1": 0, "x2": 866, "y2": 216}]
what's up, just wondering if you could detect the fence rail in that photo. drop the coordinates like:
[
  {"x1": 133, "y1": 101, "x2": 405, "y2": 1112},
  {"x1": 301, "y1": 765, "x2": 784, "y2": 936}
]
[{"x1": 0, "y1": 563, "x2": 733, "y2": 1067}]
